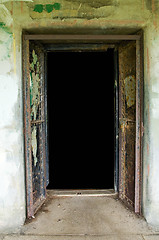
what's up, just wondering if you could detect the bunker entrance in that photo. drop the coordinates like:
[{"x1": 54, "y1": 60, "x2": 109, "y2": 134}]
[
  {"x1": 23, "y1": 34, "x2": 142, "y2": 218},
  {"x1": 47, "y1": 50, "x2": 115, "y2": 189}
]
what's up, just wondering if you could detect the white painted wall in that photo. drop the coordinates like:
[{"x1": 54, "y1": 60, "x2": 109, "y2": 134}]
[
  {"x1": 0, "y1": 0, "x2": 159, "y2": 232},
  {"x1": 0, "y1": 25, "x2": 25, "y2": 233}
]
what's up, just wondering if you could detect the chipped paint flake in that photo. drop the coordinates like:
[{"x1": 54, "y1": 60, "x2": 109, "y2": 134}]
[
  {"x1": 30, "y1": 50, "x2": 41, "y2": 121},
  {"x1": 31, "y1": 126, "x2": 38, "y2": 166}
]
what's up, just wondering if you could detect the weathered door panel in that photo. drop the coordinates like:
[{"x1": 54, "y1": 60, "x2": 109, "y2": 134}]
[
  {"x1": 23, "y1": 39, "x2": 46, "y2": 218},
  {"x1": 118, "y1": 41, "x2": 136, "y2": 208}
]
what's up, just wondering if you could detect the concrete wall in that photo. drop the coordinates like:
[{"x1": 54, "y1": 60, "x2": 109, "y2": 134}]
[
  {"x1": 0, "y1": 11, "x2": 25, "y2": 233},
  {"x1": 0, "y1": 0, "x2": 159, "y2": 232},
  {"x1": 143, "y1": 18, "x2": 159, "y2": 227}
]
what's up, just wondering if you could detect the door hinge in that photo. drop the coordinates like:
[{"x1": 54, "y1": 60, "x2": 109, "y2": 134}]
[
  {"x1": 119, "y1": 118, "x2": 127, "y2": 133},
  {"x1": 141, "y1": 122, "x2": 144, "y2": 137}
]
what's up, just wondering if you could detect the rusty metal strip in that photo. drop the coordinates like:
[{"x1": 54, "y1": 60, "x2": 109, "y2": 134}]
[
  {"x1": 119, "y1": 117, "x2": 135, "y2": 123},
  {"x1": 33, "y1": 196, "x2": 46, "y2": 215},
  {"x1": 45, "y1": 43, "x2": 115, "y2": 52},
  {"x1": 45, "y1": 52, "x2": 49, "y2": 187},
  {"x1": 23, "y1": 37, "x2": 34, "y2": 218},
  {"x1": 39, "y1": 49, "x2": 47, "y2": 199},
  {"x1": 118, "y1": 45, "x2": 125, "y2": 200},
  {"x1": 31, "y1": 120, "x2": 45, "y2": 124},
  {"x1": 114, "y1": 49, "x2": 119, "y2": 193},
  {"x1": 135, "y1": 39, "x2": 142, "y2": 214},
  {"x1": 24, "y1": 34, "x2": 141, "y2": 41}
]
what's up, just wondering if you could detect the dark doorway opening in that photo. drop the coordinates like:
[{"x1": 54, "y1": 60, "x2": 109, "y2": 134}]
[{"x1": 47, "y1": 49, "x2": 115, "y2": 189}]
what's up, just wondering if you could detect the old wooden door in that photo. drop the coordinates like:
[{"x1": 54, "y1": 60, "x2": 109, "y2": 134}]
[
  {"x1": 23, "y1": 40, "x2": 47, "y2": 218},
  {"x1": 118, "y1": 41, "x2": 137, "y2": 210}
]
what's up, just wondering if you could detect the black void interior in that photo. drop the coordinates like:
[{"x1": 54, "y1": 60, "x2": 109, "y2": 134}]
[{"x1": 47, "y1": 49, "x2": 115, "y2": 189}]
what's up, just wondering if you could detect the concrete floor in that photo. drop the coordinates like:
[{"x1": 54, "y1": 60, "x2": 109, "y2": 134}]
[{"x1": 2, "y1": 190, "x2": 159, "y2": 240}]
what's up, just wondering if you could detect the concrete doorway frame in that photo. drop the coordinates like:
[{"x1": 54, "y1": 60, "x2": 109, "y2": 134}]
[{"x1": 23, "y1": 33, "x2": 143, "y2": 218}]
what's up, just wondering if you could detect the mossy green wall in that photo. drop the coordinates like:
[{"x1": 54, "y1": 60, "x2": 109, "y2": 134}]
[{"x1": 0, "y1": 0, "x2": 159, "y2": 232}]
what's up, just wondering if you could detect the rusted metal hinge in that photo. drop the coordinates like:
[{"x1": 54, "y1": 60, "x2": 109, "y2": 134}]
[
  {"x1": 141, "y1": 122, "x2": 144, "y2": 137},
  {"x1": 119, "y1": 118, "x2": 127, "y2": 133},
  {"x1": 31, "y1": 120, "x2": 45, "y2": 125}
]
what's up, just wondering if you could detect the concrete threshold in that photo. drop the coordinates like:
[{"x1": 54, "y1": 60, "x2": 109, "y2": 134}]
[
  {"x1": 47, "y1": 189, "x2": 117, "y2": 197},
  {"x1": 20, "y1": 192, "x2": 155, "y2": 238}
]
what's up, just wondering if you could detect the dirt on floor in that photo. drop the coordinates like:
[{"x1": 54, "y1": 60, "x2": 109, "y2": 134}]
[{"x1": 2, "y1": 190, "x2": 159, "y2": 240}]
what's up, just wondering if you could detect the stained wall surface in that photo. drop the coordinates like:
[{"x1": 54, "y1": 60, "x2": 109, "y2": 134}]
[{"x1": 0, "y1": 0, "x2": 159, "y2": 232}]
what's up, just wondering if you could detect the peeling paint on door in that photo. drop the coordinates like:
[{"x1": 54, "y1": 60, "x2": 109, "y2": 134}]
[
  {"x1": 31, "y1": 126, "x2": 38, "y2": 166},
  {"x1": 30, "y1": 50, "x2": 41, "y2": 121},
  {"x1": 24, "y1": 41, "x2": 47, "y2": 216},
  {"x1": 124, "y1": 75, "x2": 136, "y2": 108}
]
